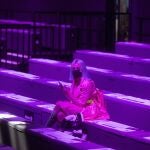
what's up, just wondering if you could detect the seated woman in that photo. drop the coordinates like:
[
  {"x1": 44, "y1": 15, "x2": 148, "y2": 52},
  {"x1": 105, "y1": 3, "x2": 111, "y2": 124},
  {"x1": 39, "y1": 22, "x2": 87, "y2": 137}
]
[{"x1": 46, "y1": 59, "x2": 109, "y2": 128}]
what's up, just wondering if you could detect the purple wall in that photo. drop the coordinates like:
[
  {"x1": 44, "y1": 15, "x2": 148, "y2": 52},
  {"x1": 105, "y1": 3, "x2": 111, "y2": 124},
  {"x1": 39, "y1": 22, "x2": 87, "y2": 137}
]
[
  {"x1": 130, "y1": 0, "x2": 150, "y2": 43},
  {"x1": 0, "y1": 0, "x2": 106, "y2": 12},
  {"x1": 0, "y1": 0, "x2": 107, "y2": 21},
  {"x1": 0, "y1": 0, "x2": 115, "y2": 50}
]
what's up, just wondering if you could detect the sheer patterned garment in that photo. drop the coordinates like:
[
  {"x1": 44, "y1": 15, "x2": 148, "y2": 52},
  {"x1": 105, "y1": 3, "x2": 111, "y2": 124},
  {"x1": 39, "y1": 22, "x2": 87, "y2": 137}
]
[{"x1": 56, "y1": 78, "x2": 110, "y2": 121}]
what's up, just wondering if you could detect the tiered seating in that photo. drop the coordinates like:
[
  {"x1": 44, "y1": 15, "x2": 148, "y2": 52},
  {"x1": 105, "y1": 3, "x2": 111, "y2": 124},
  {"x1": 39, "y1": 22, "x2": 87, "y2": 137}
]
[
  {"x1": 0, "y1": 111, "x2": 31, "y2": 150},
  {"x1": 0, "y1": 40, "x2": 150, "y2": 149},
  {"x1": 0, "y1": 69, "x2": 150, "y2": 149},
  {"x1": 0, "y1": 19, "x2": 76, "y2": 55},
  {"x1": 0, "y1": 69, "x2": 150, "y2": 130},
  {"x1": 0, "y1": 82, "x2": 114, "y2": 150},
  {"x1": 0, "y1": 19, "x2": 37, "y2": 69},
  {"x1": 28, "y1": 47, "x2": 150, "y2": 149},
  {"x1": 0, "y1": 89, "x2": 55, "y2": 126},
  {"x1": 26, "y1": 127, "x2": 113, "y2": 150},
  {"x1": 116, "y1": 42, "x2": 150, "y2": 58},
  {"x1": 0, "y1": 112, "x2": 110, "y2": 150},
  {"x1": 29, "y1": 59, "x2": 150, "y2": 99},
  {"x1": 0, "y1": 69, "x2": 65, "y2": 102},
  {"x1": 74, "y1": 50, "x2": 150, "y2": 77}
]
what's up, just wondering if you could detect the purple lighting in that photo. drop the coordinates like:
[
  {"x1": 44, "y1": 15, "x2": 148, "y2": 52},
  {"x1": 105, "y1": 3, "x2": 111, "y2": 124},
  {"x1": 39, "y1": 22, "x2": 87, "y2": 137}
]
[
  {"x1": 32, "y1": 58, "x2": 60, "y2": 64},
  {"x1": 0, "y1": 69, "x2": 40, "y2": 79},
  {"x1": 0, "y1": 3, "x2": 150, "y2": 148},
  {"x1": 0, "y1": 93, "x2": 36, "y2": 103},
  {"x1": 0, "y1": 113, "x2": 16, "y2": 119},
  {"x1": 88, "y1": 51, "x2": 130, "y2": 59},
  {"x1": 31, "y1": 128, "x2": 82, "y2": 144},
  {"x1": 87, "y1": 66, "x2": 112, "y2": 73},
  {"x1": 47, "y1": 80, "x2": 71, "y2": 87},
  {"x1": 91, "y1": 120, "x2": 137, "y2": 132},
  {"x1": 121, "y1": 74, "x2": 150, "y2": 81},
  {"x1": 37, "y1": 104, "x2": 55, "y2": 111},
  {"x1": 105, "y1": 93, "x2": 150, "y2": 106},
  {"x1": 8, "y1": 121, "x2": 27, "y2": 126}
]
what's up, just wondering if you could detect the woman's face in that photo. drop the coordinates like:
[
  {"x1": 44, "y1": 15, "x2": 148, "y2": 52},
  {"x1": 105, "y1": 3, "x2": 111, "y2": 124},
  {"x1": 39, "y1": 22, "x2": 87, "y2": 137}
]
[{"x1": 71, "y1": 63, "x2": 82, "y2": 79}]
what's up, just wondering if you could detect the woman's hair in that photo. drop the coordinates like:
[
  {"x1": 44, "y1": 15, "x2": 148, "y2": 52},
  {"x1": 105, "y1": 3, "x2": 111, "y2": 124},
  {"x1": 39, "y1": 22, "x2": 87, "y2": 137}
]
[{"x1": 69, "y1": 59, "x2": 89, "y2": 81}]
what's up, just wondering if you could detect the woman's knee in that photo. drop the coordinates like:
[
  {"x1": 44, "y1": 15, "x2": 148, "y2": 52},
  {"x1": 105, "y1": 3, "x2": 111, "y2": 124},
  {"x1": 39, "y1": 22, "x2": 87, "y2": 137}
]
[
  {"x1": 56, "y1": 101, "x2": 64, "y2": 108},
  {"x1": 57, "y1": 111, "x2": 65, "y2": 122},
  {"x1": 54, "y1": 101, "x2": 63, "y2": 112}
]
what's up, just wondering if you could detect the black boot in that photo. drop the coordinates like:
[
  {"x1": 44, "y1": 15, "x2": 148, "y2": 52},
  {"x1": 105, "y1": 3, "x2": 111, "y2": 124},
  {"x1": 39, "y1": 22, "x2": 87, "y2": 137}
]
[
  {"x1": 59, "y1": 119, "x2": 67, "y2": 131},
  {"x1": 72, "y1": 113, "x2": 87, "y2": 140},
  {"x1": 73, "y1": 113, "x2": 83, "y2": 130}
]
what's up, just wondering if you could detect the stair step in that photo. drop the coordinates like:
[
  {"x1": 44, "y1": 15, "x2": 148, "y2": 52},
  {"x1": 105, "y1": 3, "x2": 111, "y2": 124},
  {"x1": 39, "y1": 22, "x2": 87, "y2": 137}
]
[
  {"x1": 74, "y1": 50, "x2": 150, "y2": 77},
  {"x1": 0, "y1": 70, "x2": 150, "y2": 130},
  {"x1": 29, "y1": 58, "x2": 150, "y2": 99},
  {"x1": 27, "y1": 127, "x2": 115, "y2": 150},
  {"x1": 0, "y1": 110, "x2": 32, "y2": 149},
  {"x1": 116, "y1": 42, "x2": 150, "y2": 58},
  {"x1": 0, "y1": 89, "x2": 149, "y2": 149}
]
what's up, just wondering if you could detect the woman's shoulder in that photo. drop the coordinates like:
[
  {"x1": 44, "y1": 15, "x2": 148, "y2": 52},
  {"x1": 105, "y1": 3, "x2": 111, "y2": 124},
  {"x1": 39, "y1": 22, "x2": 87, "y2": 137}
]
[{"x1": 81, "y1": 78, "x2": 95, "y2": 87}]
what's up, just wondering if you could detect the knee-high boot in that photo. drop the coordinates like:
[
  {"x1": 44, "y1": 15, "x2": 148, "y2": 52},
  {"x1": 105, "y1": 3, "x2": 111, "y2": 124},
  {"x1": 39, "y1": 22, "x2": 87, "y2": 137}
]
[{"x1": 45, "y1": 110, "x2": 57, "y2": 127}]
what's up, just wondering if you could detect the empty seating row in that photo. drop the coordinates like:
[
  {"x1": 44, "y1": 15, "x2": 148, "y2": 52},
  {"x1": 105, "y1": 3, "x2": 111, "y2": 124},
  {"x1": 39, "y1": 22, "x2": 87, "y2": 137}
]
[
  {"x1": 29, "y1": 59, "x2": 150, "y2": 99},
  {"x1": 0, "y1": 110, "x2": 112, "y2": 150},
  {"x1": 116, "y1": 42, "x2": 150, "y2": 58},
  {"x1": 0, "y1": 85, "x2": 149, "y2": 149},
  {"x1": 74, "y1": 50, "x2": 150, "y2": 77},
  {"x1": 0, "y1": 69, "x2": 149, "y2": 130}
]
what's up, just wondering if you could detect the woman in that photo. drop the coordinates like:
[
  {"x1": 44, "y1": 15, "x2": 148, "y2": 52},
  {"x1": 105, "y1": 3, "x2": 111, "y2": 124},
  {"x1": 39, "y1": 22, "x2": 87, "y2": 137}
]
[{"x1": 46, "y1": 59, "x2": 109, "y2": 127}]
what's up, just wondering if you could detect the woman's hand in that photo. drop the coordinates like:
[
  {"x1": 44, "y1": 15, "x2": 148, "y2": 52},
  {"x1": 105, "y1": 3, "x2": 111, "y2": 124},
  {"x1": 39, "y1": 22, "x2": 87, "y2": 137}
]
[
  {"x1": 58, "y1": 81, "x2": 69, "y2": 93},
  {"x1": 58, "y1": 81, "x2": 72, "y2": 102},
  {"x1": 58, "y1": 81, "x2": 64, "y2": 90}
]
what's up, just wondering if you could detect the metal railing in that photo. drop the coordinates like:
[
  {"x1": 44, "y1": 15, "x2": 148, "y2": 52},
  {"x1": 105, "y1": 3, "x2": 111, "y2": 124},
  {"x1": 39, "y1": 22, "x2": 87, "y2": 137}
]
[
  {"x1": 0, "y1": 10, "x2": 130, "y2": 71},
  {"x1": 137, "y1": 17, "x2": 150, "y2": 42}
]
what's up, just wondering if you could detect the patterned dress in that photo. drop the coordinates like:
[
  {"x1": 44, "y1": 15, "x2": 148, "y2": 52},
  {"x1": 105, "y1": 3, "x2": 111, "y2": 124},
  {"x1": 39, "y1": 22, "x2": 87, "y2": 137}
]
[{"x1": 56, "y1": 78, "x2": 109, "y2": 121}]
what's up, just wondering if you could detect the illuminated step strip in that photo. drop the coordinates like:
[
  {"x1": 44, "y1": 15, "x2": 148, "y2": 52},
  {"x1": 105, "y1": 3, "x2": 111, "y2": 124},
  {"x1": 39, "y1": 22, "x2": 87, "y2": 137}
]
[
  {"x1": 7, "y1": 52, "x2": 29, "y2": 58},
  {"x1": 1, "y1": 59, "x2": 18, "y2": 65},
  {"x1": 89, "y1": 120, "x2": 137, "y2": 132},
  {"x1": 0, "y1": 69, "x2": 40, "y2": 80},
  {"x1": 0, "y1": 93, "x2": 36, "y2": 103},
  {"x1": 0, "y1": 69, "x2": 149, "y2": 107},
  {"x1": 105, "y1": 92, "x2": 150, "y2": 106},
  {"x1": 31, "y1": 128, "x2": 81, "y2": 143},
  {"x1": 0, "y1": 112, "x2": 17, "y2": 119}
]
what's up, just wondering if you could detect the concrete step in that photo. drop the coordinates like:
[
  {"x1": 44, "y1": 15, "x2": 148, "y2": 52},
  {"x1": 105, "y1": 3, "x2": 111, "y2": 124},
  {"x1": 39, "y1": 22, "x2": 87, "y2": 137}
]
[
  {"x1": 27, "y1": 127, "x2": 115, "y2": 150},
  {"x1": 0, "y1": 71, "x2": 149, "y2": 130},
  {"x1": 0, "y1": 92, "x2": 115, "y2": 150},
  {"x1": 0, "y1": 69, "x2": 65, "y2": 102},
  {"x1": 0, "y1": 110, "x2": 31, "y2": 149},
  {"x1": 29, "y1": 58, "x2": 150, "y2": 99},
  {"x1": 85, "y1": 119, "x2": 150, "y2": 150},
  {"x1": 116, "y1": 42, "x2": 150, "y2": 58},
  {"x1": 0, "y1": 90, "x2": 149, "y2": 149},
  {"x1": 74, "y1": 50, "x2": 150, "y2": 77}
]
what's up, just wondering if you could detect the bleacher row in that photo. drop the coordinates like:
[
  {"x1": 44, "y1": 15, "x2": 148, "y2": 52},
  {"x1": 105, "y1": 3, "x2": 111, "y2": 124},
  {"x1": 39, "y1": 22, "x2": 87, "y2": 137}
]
[
  {"x1": 0, "y1": 19, "x2": 76, "y2": 70},
  {"x1": 0, "y1": 19, "x2": 75, "y2": 52},
  {"x1": 0, "y1": 42, "x2": 150, "y2": 150}
]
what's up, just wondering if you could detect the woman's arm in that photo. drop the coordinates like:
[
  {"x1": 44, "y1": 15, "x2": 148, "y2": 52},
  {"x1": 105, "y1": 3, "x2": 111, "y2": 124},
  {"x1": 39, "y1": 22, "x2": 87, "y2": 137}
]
[
  {"x1": 70, "y1": 80, "x2": 95, "y2": 106},
  {"x1": 58, "y1": 81, "x2": 71, "y2": 101}
]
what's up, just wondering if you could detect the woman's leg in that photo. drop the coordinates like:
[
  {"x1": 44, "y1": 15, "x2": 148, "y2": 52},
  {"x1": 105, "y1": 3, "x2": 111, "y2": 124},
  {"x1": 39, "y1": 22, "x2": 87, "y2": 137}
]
[
  {"x1": 57, "y1": 111, "x2": 66, "y2": 122},
  {"x1": 46, "y1": 100, "x2": 82, "y2": 127},
  {"x1": 45, "y1": 110, "x2": 56, "y2": 127},
  {"x1": 45, "y1": 102, "x2": 66, "y2": 127}
]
